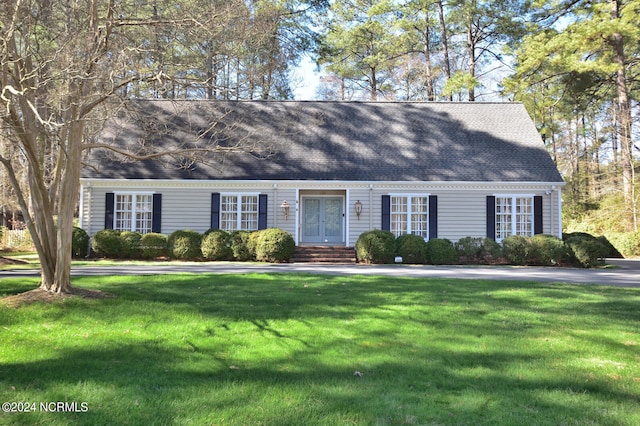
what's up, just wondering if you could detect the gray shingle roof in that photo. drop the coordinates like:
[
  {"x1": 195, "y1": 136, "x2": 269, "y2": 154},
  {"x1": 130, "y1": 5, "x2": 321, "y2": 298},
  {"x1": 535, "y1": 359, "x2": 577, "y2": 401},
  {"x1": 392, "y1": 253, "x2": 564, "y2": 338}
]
[{"x1": 83, "y1": 100, "x2": 564, "y2": 183}]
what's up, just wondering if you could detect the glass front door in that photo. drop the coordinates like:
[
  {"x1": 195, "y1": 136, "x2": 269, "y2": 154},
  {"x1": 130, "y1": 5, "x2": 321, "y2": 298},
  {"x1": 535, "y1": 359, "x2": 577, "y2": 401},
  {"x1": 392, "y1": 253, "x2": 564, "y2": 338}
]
[{"x1": 302, "y1": 197, "x2": 344, "y2": 243}]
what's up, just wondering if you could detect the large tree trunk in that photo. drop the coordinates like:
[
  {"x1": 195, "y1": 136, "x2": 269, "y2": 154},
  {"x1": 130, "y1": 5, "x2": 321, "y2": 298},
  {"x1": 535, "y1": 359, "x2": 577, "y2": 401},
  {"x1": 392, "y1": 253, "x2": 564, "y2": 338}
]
[
  {"x1": 48, "y1": 120, "x2": 84, "y2": 294},
  {"x1": 610, "y1": 0, "x2": 635, "y2": 230},
  {"x1": 370, "y1": 67, "x2": 378, "y2": 101},
  {"x1": 437, "y1": 0, "x2": 452, "y2": 101},
  {"x1": 467, "y1": 21, "x2": 476, "y2": 102},
  {"x1": 422, "y1": 11, "x2": 435, "y2": 101}
]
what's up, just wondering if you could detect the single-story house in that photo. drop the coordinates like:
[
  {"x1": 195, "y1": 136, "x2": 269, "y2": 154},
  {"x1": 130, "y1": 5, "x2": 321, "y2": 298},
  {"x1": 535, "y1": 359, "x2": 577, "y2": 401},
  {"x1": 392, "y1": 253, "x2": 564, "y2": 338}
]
[{"x1": 79, "y1": 100, "x2": 565, "y2": 247}]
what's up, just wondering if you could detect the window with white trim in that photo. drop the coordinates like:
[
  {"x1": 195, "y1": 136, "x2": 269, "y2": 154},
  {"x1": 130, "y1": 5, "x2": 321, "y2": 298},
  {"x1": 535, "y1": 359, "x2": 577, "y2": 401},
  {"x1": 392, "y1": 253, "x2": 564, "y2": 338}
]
[
  {"x1": 391, "y1": 195, "x2": 428, "y2": 238},
  {"x1": 220, "y1": 194, "x2": 259, "y2": 231},
  {"x1": 495, "y1": 196, "x2": 533, "y2": 241},
  {"x1": 114, "y1": 193, "x2": 153, "y2": 233}
]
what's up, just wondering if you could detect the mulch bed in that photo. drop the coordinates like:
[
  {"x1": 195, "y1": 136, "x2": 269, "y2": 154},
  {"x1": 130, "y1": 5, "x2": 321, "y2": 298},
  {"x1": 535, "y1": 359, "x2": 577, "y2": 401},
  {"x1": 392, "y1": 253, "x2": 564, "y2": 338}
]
[
  {"x1": 1, "y1": 287, "x2": 114, "y2": 308},
  {"x1": 1, "y1": 256, "x2": 114, "y2": 307}
]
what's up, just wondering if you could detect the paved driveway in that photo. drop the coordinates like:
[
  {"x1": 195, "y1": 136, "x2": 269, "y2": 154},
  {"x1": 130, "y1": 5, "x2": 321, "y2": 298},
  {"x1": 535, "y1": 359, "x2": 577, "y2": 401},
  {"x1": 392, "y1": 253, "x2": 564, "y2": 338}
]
[{"x1": 2, "y1": 258, "x2": 639, "y2": 287}]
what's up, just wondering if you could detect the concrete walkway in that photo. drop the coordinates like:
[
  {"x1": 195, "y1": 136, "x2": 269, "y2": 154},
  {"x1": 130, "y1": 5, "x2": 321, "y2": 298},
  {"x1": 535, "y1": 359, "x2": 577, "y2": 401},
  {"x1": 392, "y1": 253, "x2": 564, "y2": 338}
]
[{"x1": 2, "y1": 258, "x2": 639, "y2": 287}]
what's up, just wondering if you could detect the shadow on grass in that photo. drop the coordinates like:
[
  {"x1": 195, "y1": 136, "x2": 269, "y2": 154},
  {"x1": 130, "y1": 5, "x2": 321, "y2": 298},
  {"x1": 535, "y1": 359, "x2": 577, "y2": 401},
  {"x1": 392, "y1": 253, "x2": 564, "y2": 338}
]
[
  {"x1": 1, "y1": 273, "x2": 639, "y2": 424},
  {"x1": 76, "y1": 273, "x2": 640, "y2": 326},
  {"x1": 1, "y1": 339, "x2": 638, "y2": 425}
]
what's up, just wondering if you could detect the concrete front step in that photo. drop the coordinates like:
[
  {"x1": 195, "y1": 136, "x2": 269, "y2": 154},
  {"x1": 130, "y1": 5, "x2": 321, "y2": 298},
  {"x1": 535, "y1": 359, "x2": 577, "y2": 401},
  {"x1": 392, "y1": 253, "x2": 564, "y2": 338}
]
[{"x1": 291, "y1": 246, "x2": 356, "y2": 263}]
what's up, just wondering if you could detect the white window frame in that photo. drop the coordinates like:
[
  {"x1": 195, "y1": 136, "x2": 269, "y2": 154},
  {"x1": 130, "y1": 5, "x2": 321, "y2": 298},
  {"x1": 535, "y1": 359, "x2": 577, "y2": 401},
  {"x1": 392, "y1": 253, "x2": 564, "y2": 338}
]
[
  {"x1": 495, "y1": 195, "x2": 534, "y2": 242},
  {"x1": 390, "y1": 193, "x2": 429, "y2": 239},
  {"x1": 113, "y1": 192, "x2": 154, "y2": 234},
  {"x1": 220, "y1": 193, "x2": 260, "y2": 231}
]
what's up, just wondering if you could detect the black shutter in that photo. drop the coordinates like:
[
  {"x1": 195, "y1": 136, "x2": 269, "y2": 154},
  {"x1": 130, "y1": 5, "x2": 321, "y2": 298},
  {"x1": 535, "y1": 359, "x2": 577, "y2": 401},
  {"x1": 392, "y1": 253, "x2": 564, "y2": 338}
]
[
  {"x1": 105, "y1": 192, "x2": 114, "y2": 230},
  {"x1": 428, "y1": 195, "x2": 438, "y2": 240},
  {"x1": 258, "y1": 194, "x2": 268, "y2": 230},
  {"x1": 486, "y1": 196, "x2": 496, "y2": 240},
  {"x1": 534, "y1": 196, "x2": 543, "y2": 235},
  {"x1": 211, "y1": 193, "x2": 220, "y2": 229},
  {"x1": 381, "y1": 195, "x2": 391, "y2": 231},
  {"x1": 152, "y1": 193, "x2": 162, "y2": 233}
]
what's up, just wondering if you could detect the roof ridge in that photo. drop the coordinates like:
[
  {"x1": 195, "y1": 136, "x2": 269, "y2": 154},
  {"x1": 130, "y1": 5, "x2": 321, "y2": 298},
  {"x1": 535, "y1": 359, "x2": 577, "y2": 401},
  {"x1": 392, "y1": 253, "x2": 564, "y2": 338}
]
[{"x1": 128, "y1": 98, "x2": 522, "y2": 106}]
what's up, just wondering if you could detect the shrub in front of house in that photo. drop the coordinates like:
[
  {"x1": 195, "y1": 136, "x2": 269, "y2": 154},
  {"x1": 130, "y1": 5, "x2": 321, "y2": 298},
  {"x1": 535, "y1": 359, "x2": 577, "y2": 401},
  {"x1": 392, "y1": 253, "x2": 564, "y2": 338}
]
[
  {"x1": 254, "y1": 228, "x2": 295, "y2": 262},
  {"x1": 454, "y1": 236, "x2": 502, "y2": 264},
  {"x1": 72, "y1": 227, "x2": 90, "y2": 258},
  {"x1": 168, "y1": 230, "x2": 202, "y2": 260},
  {"x1": 140, "y1": 232, "x2": 168, "y2": 259},
  {"x1": 395, "y1": 234, "x2": 428, "y2": 264},
  {"x1": 230, "y1": 230, "x2": 254, "y2": 261},
  {"x1": 453, "y1": 237, "x2": 502, "y2": 264},
  {"x1": 454, "y1": 236, "x2": 484, "y2": 263},
  {"x1": 502, "y1": 235, "x2": 530, "y2": 265},
  {"x1": 425, "y1": 238, "x2": 458, "y2": 265},
  {"x1": 564, "y1": 234, "x2": 608, "y2": 268},
  {"x1": 120, "y1": 231, "x2": 142, "y2": 259},
  {"x1": 563, "y1": 232, "x2": 620, "y2": 258},
  {"x1": 91, "y1": 229, "x2": 122, "y2": 258},
  {"x1": 247, "y1": 231, "x2": 261, "y2": 260},
  {"x1": 480, "y1": 238, "x2": 503, "y2": 263},
  {"x1": 355, "y1": 230, "x2": 396, "y2": 264},
  {"x1": 528, "y1": 234, "x2": 569, "y2": 266},
  {"x1": 201, "y1": 229, "x2": 232, "y2": 261}
]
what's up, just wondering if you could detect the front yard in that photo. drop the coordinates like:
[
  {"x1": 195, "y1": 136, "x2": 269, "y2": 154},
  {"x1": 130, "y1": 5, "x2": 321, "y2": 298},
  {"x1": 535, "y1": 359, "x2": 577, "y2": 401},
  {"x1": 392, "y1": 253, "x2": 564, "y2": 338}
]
[{"x1": 1, "y1": 273, "x2": 639, "y2": 425}]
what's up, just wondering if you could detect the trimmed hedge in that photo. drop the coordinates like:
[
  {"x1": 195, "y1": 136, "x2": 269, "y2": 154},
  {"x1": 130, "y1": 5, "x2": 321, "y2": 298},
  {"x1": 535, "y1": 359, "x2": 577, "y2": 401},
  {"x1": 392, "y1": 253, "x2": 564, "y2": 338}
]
[
  {"x1": 140, "y1": 233, "x2": 168, "y2": 259},
  {"x1": 426, "y1": 238, "x2": 458, "y2": 265},
  {"x1": 230, "y1": 230, "x2": 254, "y2": 261},
  {"x1": 72, "y1": 227, "x2": 90, "y2": 258},
  {"x1": 355, "y1": 230, "x2": 396, "y2": 264},
  {"x1": 120, "y1": 231, "x2": 142, "y2": 259},
  {"x1": 455, "y1": 237, "x2": 502, "y2": 264},
  {"x1": 82, "y1": 227, "x2": 619, "y2": 269},
  {"x1": 91, "y1": 229, "x2": 122, "y2": 258},
  {"x1": 254, "y1": 228, "x2": 295, "y2": 262},
  {"x1": 529, "y1": 234, "x2": 569, "y2": 266},
  {"x1": 565, "y1": 235, "x2": 608, "y2": 268},
  {"x1": 396, "y1": 234, "x2": 428, "y2": 264},
  {"x1": 201, "y1": 229, "x2": 232, "y2": 261},
  {"x1": 502, "y1": 235, "x2": 530, "y2": 265},
  {"x1": 168, "y1": 230, "x2": 202, "y2": 260},
  {"x1": 247, "y1": 231, "x2": 261, "y2": 260}
]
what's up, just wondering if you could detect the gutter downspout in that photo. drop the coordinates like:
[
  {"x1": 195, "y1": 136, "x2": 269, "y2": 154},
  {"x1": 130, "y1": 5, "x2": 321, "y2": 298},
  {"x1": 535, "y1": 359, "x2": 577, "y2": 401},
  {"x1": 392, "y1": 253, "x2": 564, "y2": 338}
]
[
  {"x1": 79, "y1": 184, "x2": 85, "y2": 230},
  {"x1": 369, "y1": 184, "x2": 373, "y2": 231},
  {"x1": 345, "y1": 188, "x2": 350, "y2": 246},
  {"x1": 273, "y1": 184, "x2": 278, "y2": 228},
  {"x1": 557, "y1": 186, "x2": 562, "y2": 239}
]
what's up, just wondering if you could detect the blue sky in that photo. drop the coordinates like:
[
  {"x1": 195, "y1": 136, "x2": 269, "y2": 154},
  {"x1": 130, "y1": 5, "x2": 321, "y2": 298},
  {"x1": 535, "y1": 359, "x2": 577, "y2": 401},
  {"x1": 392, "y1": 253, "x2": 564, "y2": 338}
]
[{"x1": 292, "y1": 56, "x2": 321, "y2": 100}]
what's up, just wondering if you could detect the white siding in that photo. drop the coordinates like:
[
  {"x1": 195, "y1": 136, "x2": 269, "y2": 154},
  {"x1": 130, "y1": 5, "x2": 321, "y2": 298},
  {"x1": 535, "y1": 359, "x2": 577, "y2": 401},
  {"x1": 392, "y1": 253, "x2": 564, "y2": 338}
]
[
  {"x1": 80, "y1": 179, "x2": 564, "y2": 244},
  {"x1": 438, "y1": 191, "x2": 487, "y2": 241},
  {"x1": 348, "y1": 187, "x2": 372, "y2": 245},
  {"x1": 164, "y1": 188, "x2": 213, "y2": 233},
  {"x1": 273, "y1": 187, "x2": 297, "y2": 238}
]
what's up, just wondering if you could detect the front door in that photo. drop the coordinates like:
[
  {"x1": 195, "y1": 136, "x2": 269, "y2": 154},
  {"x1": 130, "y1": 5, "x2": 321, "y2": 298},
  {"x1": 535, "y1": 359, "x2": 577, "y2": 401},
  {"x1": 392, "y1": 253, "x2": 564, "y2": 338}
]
[{"x1": 302, "y1": 197, "x2": 344, "y2": 243}]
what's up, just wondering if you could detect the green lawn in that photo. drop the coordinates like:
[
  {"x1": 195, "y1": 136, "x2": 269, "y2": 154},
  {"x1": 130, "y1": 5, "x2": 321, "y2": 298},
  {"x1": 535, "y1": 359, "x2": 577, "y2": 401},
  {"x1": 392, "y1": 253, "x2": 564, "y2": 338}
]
[{"x1": 1, "y1": 273, "x2": 639, "y2": 425}]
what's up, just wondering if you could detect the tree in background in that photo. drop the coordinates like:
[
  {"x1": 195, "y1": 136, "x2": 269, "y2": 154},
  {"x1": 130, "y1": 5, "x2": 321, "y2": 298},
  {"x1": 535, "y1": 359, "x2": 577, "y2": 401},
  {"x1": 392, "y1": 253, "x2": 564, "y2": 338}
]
[
  {"x1": 0, "y1": 0, "x2": 325, "y2": 294},
  {"x1": 395, "y1": 0, "x2": 443, "y2": 101},
  {"x1": 317, "y1": 0, "x2": 405, "y2": 100},
  {"x1": 505, "y1": 0, "x2": 639, "y2": 231},
  {"x1": 122, "y1": 0, "x2": 324, "y2": 100},
  {"x1": 317, "y1": 0, "x2": 526, "y2": 101},
  {"x1": 443, "y1": 0, "x2": 526, "y2": 101}
]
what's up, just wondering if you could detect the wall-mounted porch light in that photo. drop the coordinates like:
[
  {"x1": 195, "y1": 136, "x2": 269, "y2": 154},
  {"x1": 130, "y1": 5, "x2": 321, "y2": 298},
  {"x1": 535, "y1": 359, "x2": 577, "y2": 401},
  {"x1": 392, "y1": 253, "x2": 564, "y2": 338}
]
[
  {"x1": 281, "y1": 200, "x2": 290, "y2": 220},
  {"x1": 354, "y1": 200, "x2": 363, "y2": 219}
]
